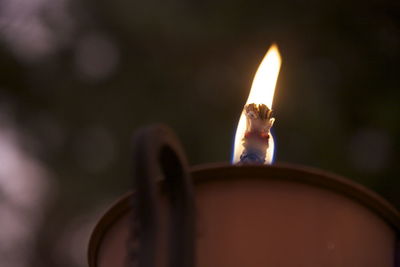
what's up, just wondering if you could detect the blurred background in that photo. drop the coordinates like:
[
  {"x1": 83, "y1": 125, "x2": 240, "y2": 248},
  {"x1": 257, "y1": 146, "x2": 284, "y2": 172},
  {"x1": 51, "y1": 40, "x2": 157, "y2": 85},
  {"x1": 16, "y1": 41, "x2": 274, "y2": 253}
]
[{"x1": 0, "y1": 0, "x2": 399, "y2": 266}]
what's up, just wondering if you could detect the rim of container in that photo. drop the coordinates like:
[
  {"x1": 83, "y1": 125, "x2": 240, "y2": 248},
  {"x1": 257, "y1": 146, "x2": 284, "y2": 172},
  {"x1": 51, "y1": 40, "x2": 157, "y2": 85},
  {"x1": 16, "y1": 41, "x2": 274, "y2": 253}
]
[{"x1": 87, "y1": 163, "x2": 400, "y2": 267}]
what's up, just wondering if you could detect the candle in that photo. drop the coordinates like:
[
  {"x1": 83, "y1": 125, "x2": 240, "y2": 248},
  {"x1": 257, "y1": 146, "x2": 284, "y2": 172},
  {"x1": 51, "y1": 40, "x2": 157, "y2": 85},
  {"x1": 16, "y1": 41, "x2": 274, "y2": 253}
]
[
  {"x1": 87, "y1": 45, "x2": 400, "y2": 267},
  {"x1": 88, "y1": 127, "x2": 400, "y2": 267}
]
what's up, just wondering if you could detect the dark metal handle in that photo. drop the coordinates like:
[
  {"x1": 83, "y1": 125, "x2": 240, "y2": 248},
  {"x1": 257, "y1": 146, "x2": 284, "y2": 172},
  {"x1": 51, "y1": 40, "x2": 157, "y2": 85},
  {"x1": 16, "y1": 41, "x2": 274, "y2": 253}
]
[{"x1": 130, "y1": 124, "x2": 195, "y2": 267}]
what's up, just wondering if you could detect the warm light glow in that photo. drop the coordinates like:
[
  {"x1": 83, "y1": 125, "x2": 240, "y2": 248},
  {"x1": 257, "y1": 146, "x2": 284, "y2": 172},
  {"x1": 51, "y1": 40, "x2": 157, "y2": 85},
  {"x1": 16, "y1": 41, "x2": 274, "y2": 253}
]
[
  {"x1": 233, "y1": 44, "x2": 281, "y2": 164},
  {"x1": 245, "y1": 44, "x2": 281, "y2": 108}
]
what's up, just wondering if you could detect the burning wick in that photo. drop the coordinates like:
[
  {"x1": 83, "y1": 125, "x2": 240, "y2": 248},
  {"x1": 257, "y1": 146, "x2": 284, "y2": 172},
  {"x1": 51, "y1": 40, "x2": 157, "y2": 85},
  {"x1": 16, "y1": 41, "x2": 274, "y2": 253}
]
[
  {"x1": 239, "y1": 103, "x2": 275, "y2": 164},
  {"x1": 232, "y1": 44, "x2": 281, "y2": 165}
]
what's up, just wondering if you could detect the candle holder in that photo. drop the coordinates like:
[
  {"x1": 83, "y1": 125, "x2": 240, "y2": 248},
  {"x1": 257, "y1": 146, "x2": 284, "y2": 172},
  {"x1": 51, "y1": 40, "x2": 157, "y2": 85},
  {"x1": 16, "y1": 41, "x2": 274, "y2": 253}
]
[{"x1": 88, "y1": 124, "x2": 400, "y2": 267}]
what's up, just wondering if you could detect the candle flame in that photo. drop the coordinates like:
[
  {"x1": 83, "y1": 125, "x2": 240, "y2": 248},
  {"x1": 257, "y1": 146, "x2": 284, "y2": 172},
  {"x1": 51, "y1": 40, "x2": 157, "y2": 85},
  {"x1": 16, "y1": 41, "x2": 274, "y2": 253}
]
[{"x1": 232, "y1": 44, "x2": 281, "y2": 164}]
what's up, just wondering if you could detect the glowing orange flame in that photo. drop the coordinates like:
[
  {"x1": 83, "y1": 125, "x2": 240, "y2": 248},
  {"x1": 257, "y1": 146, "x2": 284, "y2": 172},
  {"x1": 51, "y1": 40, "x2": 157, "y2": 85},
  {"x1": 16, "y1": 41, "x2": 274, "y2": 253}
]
[{"x1": 233, "y1": 44, "x2": 282, "y2": 164}]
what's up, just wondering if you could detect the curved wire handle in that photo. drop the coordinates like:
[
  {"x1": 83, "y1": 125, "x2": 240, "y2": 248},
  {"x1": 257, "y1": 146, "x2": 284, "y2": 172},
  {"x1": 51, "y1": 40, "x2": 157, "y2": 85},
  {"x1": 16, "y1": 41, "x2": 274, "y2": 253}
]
[{"x1": 129, "y1": 124, "x2": 195, "y2": 267}]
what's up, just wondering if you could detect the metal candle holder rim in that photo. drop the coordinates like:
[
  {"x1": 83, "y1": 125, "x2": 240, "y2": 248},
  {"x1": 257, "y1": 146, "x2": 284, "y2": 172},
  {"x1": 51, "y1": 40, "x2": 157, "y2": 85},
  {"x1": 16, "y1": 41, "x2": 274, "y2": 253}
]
[{"x1": 87, "y1": 162, "x2": 400, "y2": 267}]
